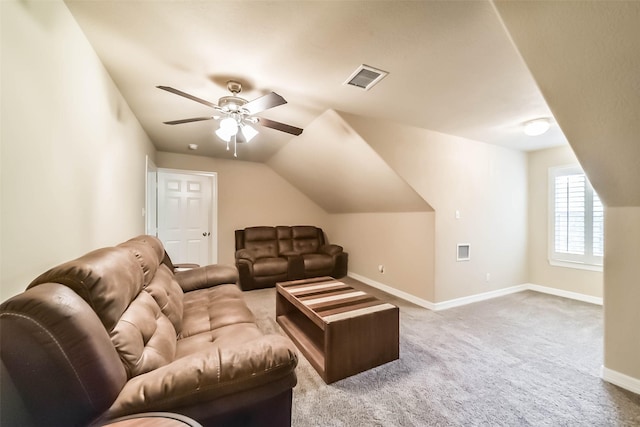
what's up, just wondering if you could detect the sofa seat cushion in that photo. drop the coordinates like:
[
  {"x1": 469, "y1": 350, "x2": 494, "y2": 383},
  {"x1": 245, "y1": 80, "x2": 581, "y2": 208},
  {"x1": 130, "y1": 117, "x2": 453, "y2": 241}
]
[
  {"x1": 302, "y1": 253, "x2": 334, "y2": 272},
  {"x1": 253, "y1": 257, "x2": 288, "y2": 276},
  {"x1": 105, "y1": 335, "x2": 298, "y2": 420},
  {"x1": 180, "y1": 284, "x2": 255, "y2": 339},
  {"x1": 175, "y1": 323, "x2": 263, "y2": 359}
]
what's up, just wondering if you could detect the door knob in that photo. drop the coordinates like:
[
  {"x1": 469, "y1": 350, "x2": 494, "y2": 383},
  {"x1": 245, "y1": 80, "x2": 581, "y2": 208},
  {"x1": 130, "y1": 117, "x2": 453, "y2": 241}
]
[{"x1": 203, "y1": 232, "x2": 211, "y2": 237}]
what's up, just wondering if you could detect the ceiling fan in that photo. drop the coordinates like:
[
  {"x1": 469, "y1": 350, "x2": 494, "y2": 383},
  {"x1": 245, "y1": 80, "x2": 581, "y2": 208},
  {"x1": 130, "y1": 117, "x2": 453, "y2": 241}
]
[{"x1": 157, "y1": 81, "x2": 303, "y2": 157}]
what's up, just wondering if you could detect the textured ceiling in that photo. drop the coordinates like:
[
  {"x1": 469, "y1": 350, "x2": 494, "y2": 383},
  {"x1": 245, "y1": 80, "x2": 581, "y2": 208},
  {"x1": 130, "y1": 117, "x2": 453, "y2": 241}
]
[{"x1": 64, "y1": 0, "x2": 567, "y2": 162}]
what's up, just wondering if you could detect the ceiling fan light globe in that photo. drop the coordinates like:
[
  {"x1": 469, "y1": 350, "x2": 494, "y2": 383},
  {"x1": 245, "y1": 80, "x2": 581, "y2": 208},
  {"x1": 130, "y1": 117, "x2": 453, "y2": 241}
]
[
  {"x1": 241, "y1": 124, "x2": 259, "y2": 142},
  {"x1": 215, "y1": 128, "x2": 232, "y2": 142},
  {"x1": 220, "y1": 117, "x2": 238, "y2": 133}
]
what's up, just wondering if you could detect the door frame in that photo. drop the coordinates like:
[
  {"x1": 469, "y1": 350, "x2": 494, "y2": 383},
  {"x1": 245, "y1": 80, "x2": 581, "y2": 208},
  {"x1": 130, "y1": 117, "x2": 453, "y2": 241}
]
[
  {"x1": 145, "y1": 156, "x2": 158, "y2": 236},
  {"x1": 156, "y1": 168, "x2": 218, "y2": 264}
]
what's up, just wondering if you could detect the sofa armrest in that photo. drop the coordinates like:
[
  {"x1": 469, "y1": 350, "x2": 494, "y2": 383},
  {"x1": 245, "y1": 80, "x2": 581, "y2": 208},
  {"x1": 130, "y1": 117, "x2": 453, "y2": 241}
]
[
  {"x1": 173, "y1": 263, "x2": 200, "y2": 272},
  {"x1": 235, "y1": 249, "x2": 256, "y2": 263},
  {"x1": 319, "y1": 244, "x2": 343, "y2": 256},
  {"x1": 174, "y1": 264, "x2": 239, "y2": 292},
  {"x1": 105, "y1": 335, "x2": 298, "y2": 418}
]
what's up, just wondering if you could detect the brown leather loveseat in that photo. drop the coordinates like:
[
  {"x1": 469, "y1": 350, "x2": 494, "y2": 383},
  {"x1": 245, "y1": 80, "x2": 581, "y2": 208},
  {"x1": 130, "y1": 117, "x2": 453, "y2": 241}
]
[
  {"x1": 0, "y1": 235, "x2": 298, "y2": 427},
  {"x1": 235, "y1": 226, "x2": 348, "y2": 290}
]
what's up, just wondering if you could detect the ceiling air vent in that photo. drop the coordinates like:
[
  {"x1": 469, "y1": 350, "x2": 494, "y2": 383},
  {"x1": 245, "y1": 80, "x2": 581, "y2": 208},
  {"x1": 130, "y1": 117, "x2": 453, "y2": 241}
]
[{"x1": 344, "y1": 64, "x2": 388, "y2": 91}]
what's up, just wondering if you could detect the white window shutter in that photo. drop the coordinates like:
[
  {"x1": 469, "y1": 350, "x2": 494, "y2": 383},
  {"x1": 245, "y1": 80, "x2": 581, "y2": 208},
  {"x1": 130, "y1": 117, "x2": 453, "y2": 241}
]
[{"x1": 549, "y1": 166, "x2": 604, "y2": 269}]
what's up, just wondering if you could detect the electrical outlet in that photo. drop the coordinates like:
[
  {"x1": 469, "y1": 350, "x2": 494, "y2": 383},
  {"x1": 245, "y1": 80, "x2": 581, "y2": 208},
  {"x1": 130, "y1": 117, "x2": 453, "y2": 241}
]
[
  {"x1": 378, "y1": 264, "x2": 385, "y2": 274},
  {"x1": 485, "y1": 273, "x2": 491, "y2": 282}
]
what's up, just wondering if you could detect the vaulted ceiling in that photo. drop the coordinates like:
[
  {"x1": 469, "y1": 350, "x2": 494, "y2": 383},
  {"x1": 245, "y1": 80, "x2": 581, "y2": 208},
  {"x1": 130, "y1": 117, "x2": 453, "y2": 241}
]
[
  {"x1": 64, "y1": 0, "x2": 640, "y2": 208},
  {"x1": 494, "y1": 1, "x2": 640, "y2": 207},
  {"x1": 64, "y1": 0, "x2": 567, "y2": 162}
]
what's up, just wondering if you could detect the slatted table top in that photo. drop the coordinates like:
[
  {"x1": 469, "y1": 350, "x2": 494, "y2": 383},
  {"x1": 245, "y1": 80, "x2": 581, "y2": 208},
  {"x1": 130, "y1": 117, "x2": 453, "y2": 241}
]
[{"x1": 276, "y1": 276, "x2": 397, "y2": 328}]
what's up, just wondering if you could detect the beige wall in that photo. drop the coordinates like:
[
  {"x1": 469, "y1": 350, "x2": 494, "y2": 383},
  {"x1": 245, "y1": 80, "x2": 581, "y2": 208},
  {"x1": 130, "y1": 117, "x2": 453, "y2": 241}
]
[
  {"x1": 155, "y1": 152, "x2": 329, "y2": 265},
  {"x1": 341, "y1": 113, "x2": 528, "y2": 302},
  {"x1": 1, "y1": 0, "x2": 156, "y2": 300},
  {"x1": 327, "y1": 212, "x2": 436, "y2": 301},
  {"x1": 527, "y1": 146, "x2": 603, "y2": 297},
  {"x1": 604, "y1": 207, "x2": 640, "y2": 380}
]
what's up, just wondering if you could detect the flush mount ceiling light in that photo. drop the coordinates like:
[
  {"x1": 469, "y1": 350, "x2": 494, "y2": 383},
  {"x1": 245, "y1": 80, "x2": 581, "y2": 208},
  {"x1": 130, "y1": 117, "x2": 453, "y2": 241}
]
[
  {"x1": 523, "y1": 118, "x2": 551, "y2": 136},
  {"x1": 344, "y1": 64, "x2": 389, "y2": 91}
]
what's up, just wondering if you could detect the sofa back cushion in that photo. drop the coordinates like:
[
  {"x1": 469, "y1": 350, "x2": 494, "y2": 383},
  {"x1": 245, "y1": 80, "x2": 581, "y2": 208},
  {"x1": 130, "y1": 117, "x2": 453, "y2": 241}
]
[
  {"x1": 243, "y1": 226, "x2": 279, "y2": 258},
  {"x1": 28, "y1": 245, "x2": 177, "y2": 379},
  {"x1": 292, "y1": 226, "x2": 324, "y2": 255},
  {"x1": 276, "y1": 226, "x2": 294, "y2": 253},
  {"x1": 119, "y1": 238, "x2": 185, "y2": 334},
  {"x1": 118, "y1": 239, "x2": 160, "y2": 287},
  {"x1": 28, "y1": 247, "x2": 145, "y2": 331},
  {"x1": 126, "y1": 235, "x2": 175, "y2": 272},
  {"x1": 145, "y1": 264, "x2": 184, "y2": 333},
  {"x1": 110, "y1": 290, "x2": 177, "y2": 377}
]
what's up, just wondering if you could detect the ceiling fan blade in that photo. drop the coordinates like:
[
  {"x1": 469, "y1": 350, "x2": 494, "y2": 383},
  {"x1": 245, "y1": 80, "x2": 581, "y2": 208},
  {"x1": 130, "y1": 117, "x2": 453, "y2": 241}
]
[
  {"x1": 157, "y1": 86, "x2": 220, "y2": 110},
  {"x1": 257, "y1": 117, "x2": 304, "y2": 136},
  {"x1": 243, "y1": 92, "x2": 287, "y2": 115},
  {"x1": 163, "y1": 116, "x2": 214, "y2": 125}
]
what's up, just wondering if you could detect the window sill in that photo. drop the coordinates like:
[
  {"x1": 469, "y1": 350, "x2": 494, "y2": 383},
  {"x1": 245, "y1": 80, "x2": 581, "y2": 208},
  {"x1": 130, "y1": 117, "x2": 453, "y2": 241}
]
[{"x1": 549, "y1": 259, "x2": 603, "y2": 272}]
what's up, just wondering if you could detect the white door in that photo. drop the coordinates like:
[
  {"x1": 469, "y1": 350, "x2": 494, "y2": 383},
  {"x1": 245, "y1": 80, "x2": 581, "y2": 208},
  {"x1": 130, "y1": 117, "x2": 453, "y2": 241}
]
[{"x1": 157, "y1": 170, "x2": 217, "y2": 265}]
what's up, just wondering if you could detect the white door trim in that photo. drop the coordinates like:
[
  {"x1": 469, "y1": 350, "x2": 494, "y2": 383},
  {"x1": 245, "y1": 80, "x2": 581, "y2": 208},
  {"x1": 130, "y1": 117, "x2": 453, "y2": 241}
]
[{"x1": 145, "y1": 156, "x2": 158, "y2": 236}]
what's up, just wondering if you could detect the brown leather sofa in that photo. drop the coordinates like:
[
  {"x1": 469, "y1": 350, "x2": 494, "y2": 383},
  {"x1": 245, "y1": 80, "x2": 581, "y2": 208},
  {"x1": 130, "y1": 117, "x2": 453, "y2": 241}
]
[
  {"x1": 235, "y1": 226, "x2": 348, "y2": 290},
  {"x1": 0, "y1": 235, "x2": 298, "y2": 427}
]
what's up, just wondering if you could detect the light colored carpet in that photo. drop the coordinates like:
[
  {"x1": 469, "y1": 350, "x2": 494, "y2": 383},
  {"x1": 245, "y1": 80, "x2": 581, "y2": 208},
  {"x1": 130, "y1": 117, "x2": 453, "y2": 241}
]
[{"x1": 242, "y1": 278, "x2": 640, "y2": 426}]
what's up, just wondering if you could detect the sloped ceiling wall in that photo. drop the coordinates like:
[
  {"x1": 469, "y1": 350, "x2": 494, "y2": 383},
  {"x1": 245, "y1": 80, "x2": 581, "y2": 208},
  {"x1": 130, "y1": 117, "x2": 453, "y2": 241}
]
[
  {"x1": 267, "y1": 109, "x2": 433, "y2": 214},
  {"x1": 494, "y1": 1, "x2": 640, "y2": 207},
  {"x1": 494, "y1": 0, "x2": 640, "y2": 387}
]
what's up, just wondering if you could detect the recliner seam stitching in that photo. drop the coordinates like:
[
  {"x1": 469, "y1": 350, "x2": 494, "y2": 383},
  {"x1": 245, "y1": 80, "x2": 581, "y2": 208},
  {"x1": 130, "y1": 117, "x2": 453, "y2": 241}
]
[{"x1": 0, "y1": 311, "x2": 99, "y2": 409}]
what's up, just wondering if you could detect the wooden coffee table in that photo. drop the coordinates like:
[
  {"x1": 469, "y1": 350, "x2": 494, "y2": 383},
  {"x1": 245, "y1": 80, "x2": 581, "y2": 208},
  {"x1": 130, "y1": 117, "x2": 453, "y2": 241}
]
[{"x1": 276, "y1": 276, "x2": 399, "y2": 383}]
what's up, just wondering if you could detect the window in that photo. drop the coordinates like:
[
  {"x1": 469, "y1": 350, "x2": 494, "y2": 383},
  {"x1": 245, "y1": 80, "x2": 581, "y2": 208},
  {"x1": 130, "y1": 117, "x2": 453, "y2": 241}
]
[{"x1": 549, "y1": 166, "x2": 604, "y2": 270}]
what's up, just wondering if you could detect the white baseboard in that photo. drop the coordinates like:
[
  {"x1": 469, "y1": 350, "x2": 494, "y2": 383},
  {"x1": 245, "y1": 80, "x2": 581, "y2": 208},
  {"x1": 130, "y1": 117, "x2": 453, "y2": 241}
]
[
  {"x1": 347, "y1": 273, "x2": 602, "y2": 311},
  {"x1": 348, "y1": 272, "x2": 526, "y2": 311},
  {"x1": 347, "y1": 272, "x2": 437, "y2": 310},
  {"x1": 526, "y1": 283, "x2": 603, "y2": 305},
  {"x1": 601, "y1": 366, "x2": 640, "y2": 395},
  {"x1": 431, "y1": 284, "x2": 529, "y2": 311}
]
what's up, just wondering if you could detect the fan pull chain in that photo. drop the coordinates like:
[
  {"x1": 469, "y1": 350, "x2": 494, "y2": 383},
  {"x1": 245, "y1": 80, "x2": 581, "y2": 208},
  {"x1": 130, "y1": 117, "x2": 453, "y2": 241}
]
[{"x1": 233, "y1": 133, "x2": 238, "y2": 157}]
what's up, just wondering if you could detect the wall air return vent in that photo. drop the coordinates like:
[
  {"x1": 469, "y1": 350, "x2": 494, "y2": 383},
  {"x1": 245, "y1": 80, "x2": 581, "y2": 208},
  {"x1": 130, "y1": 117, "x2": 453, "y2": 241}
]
[
  {"x1": 457, "y1": 244, "x2": 470, "y2": 261},
  {"x1": 343, "y1": 64, "x2": 389, "y2": 90}
]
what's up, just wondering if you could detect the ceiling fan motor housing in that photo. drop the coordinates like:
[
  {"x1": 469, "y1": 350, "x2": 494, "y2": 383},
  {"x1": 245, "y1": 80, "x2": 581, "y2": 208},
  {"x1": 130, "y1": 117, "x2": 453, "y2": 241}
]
[
  {"x1": 218, "y1": 95, "x2": 248, "y2": 113},
  {"x1": 226, "y1": 80, "x2": 242, "y2": 94}
]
